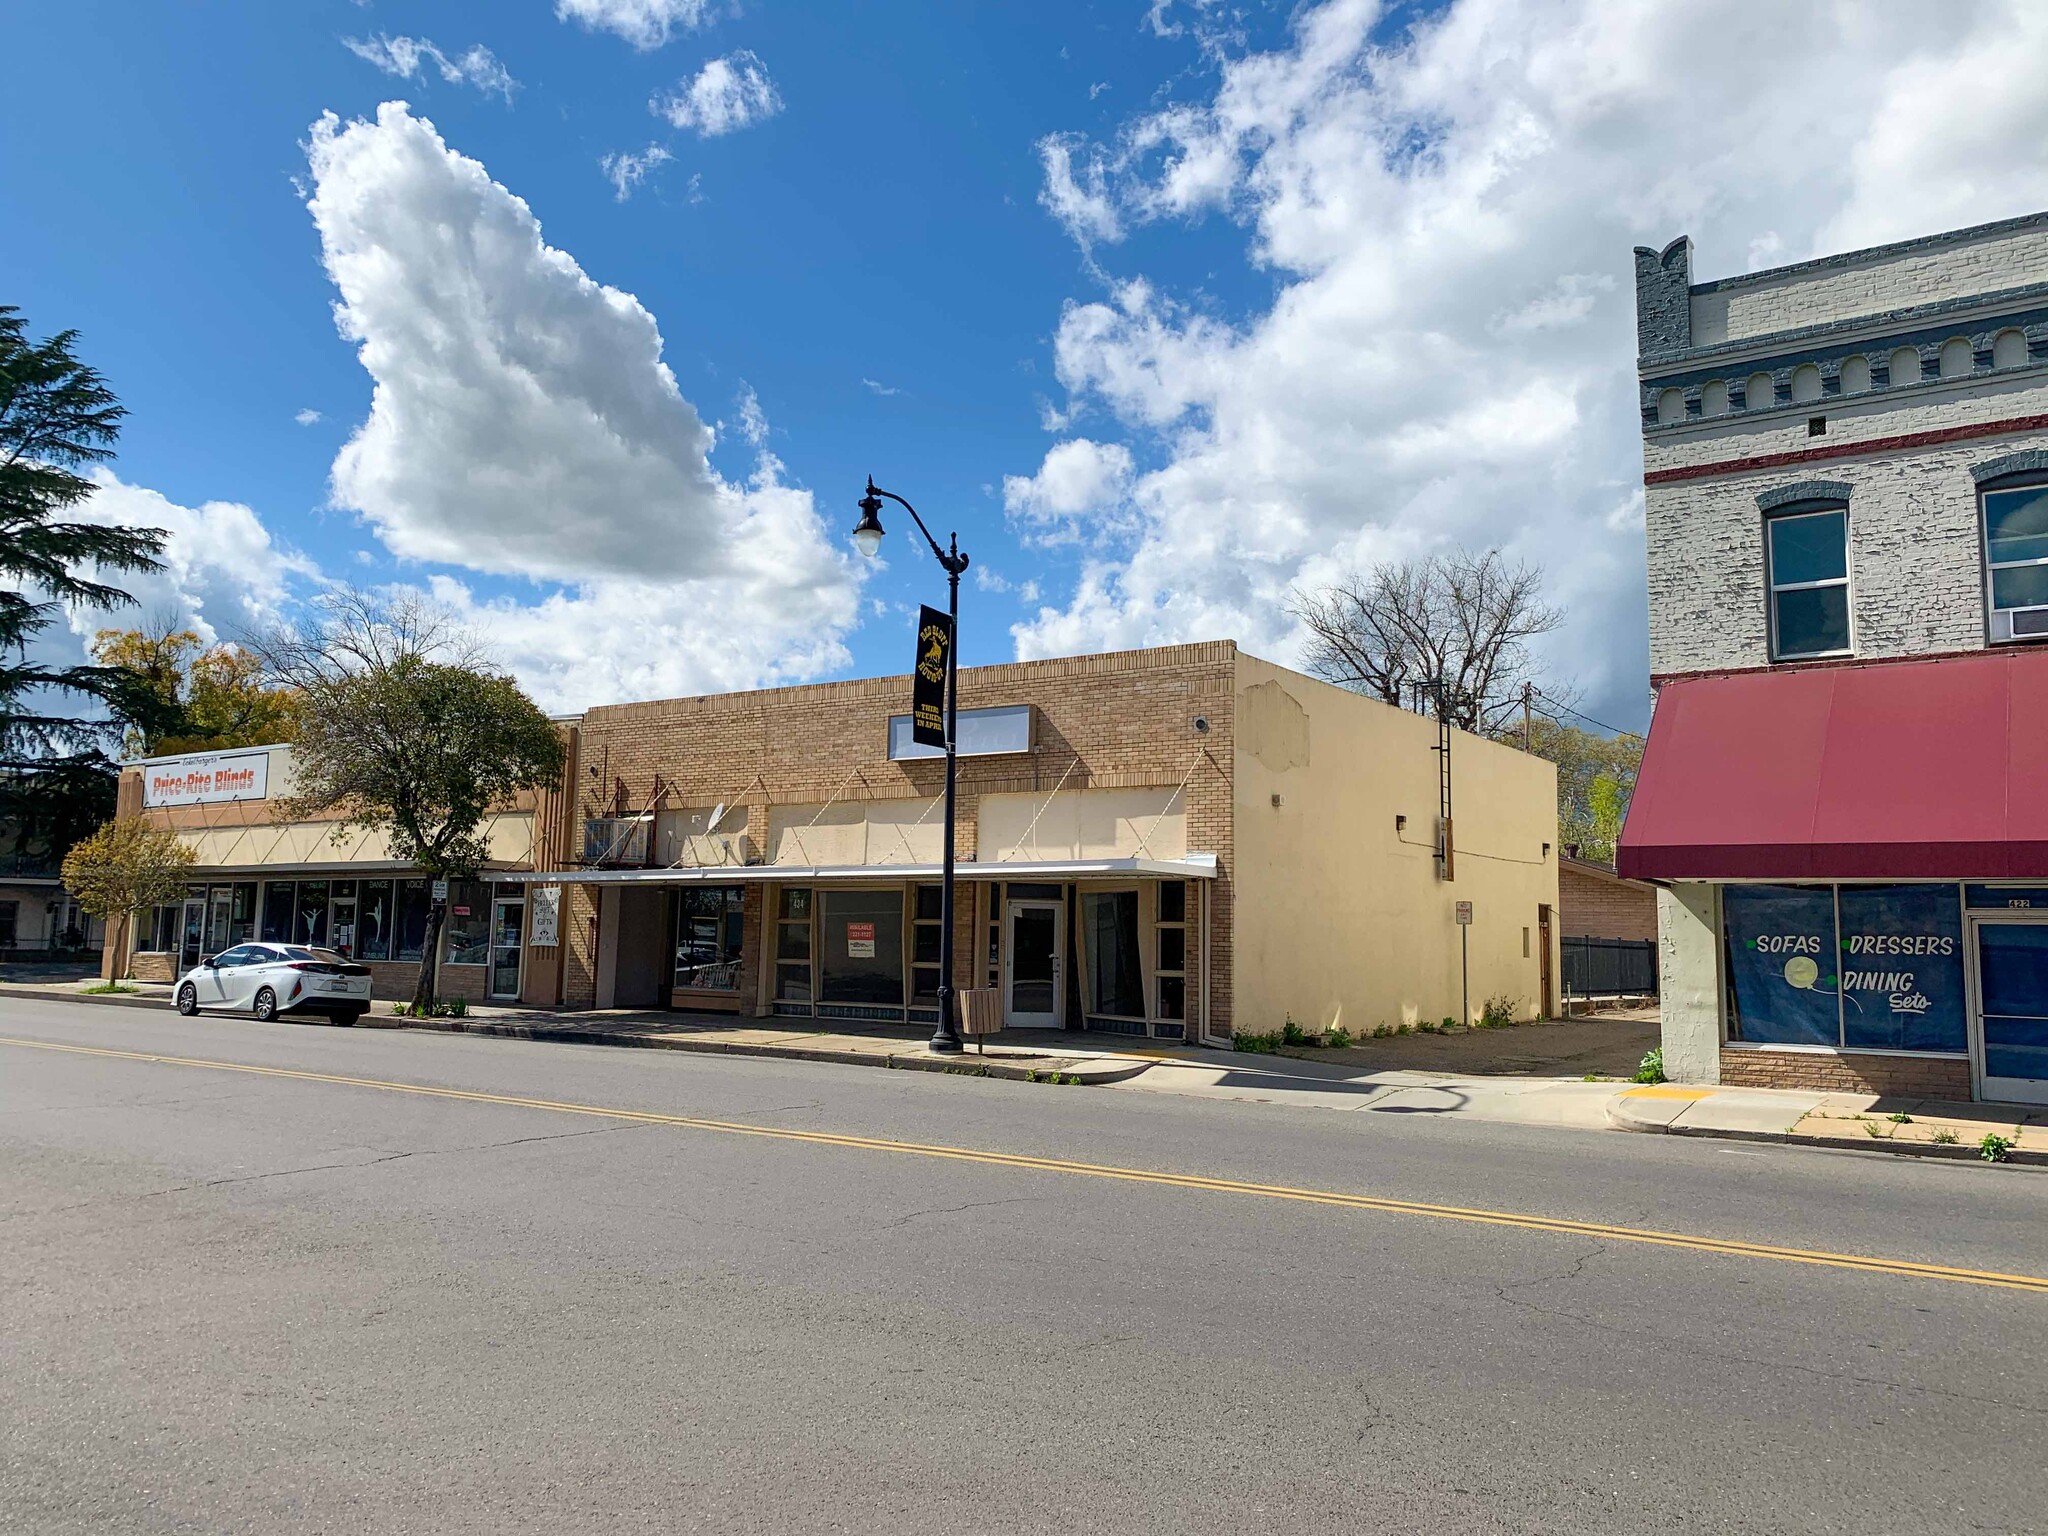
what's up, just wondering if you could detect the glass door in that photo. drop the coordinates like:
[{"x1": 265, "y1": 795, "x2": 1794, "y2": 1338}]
[
  {"x1": 1974, "y1": 919, "x2": 2048, "y2": 1104},
  {"x1": 489, "y1": 898, "x2": 525, "y2": 1000},
  {"x1": 179, "y1": 898, "x2": 207, "y2": 974},
  {"x1": 330, "y1": 897, "x2": 358, "y2": 959},
  {"x1": 1004, "y1": 899, "x2": 1063, "y2": 1028}
]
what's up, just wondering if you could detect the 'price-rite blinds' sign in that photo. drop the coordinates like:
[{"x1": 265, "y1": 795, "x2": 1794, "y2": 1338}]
[
  {"x1": 142, "y1": 749, "x2": 269, "y2": 808},
  {"x1": 911, "y1": 605, "x2": 952, "y2": 749}
]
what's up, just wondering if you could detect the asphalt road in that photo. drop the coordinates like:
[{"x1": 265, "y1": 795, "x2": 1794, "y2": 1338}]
[{"x1": 5, "y1": 1000, "x2": 2047, "y2": 1535}]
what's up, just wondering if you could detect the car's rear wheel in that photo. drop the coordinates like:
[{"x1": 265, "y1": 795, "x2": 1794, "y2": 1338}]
[
  {"x1": 175, "y1": 983, "x2": 199, "y2": 1016},
  {"x1": 253, "y1": 986, "x2": 279, "y2": 1022},
  {"x1": 340, "y1": 1007, "x2": 366, "y2": 1026}
]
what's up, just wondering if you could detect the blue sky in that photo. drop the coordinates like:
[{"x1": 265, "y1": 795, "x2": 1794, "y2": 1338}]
[{"x1": 9, "y1": 0, "x2": 2048, "y2": 732}]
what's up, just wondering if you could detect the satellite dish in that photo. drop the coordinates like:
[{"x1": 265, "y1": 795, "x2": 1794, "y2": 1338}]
[{"x1": 706, "y1": 801, "x2": 728, "y2": 832}]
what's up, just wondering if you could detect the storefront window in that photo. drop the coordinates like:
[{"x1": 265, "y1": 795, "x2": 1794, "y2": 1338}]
[
  {"x1": 443, "y1": 881, "x2": 490, "y2": 965},
  {"x1": 776, "y1": 887, "x2": 813, "y2": 1002},
  {"x1": 911, "y1": 884, "x2": 942, "y2": 1004},
  {"x1": 1724, "y1": 885, "x2": 1842, "y2": 1046},
  {"x1": 1726, "y1": 883, "x2": 1965, "y2": 1052},
  {"x1": 295, "y1": 880, "x2": 330, "y2": 947},
  {"x1": 819, "y1": 889, "x2": 904, "y2": 1006},
  {"x1": 396, "y1": 879, "x2": 431, "y2": 962},
  {"x1": 1837, "y1": 885, "x2": 1965, "y2": 1052},
  {"x1": 1156, "y1": 881, "x2": 1188, "y2": 1021},
  {"x1": 676, "y1": 886, "x2": 744, "y2": 990},
  {"x1": 358, "y1": 879, "x2": 394, "y2": 961},
  {"x1": 1083, "y1": 890, "x2": 1144, "y2": 1018},
  {"x1": 261, "y1": 881, "x2": 295, "y2": 943}
]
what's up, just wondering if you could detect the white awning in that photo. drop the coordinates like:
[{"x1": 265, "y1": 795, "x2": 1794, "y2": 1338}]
[{"x1": 488, "y1": 853, "x2": 1218, "y2": 886}]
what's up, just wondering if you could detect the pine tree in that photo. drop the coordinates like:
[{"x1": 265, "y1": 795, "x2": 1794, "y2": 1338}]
[{"x1": 0, "y1": 304, "x2": 166, "y2": 762}]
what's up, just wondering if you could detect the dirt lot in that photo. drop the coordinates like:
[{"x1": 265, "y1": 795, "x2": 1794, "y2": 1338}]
[{"x1": 1276, "y1": 1008, "x2": 1660, "y2": 1078}]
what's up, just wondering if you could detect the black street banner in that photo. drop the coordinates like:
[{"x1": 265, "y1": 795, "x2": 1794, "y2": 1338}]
[{"x1": 911, "y1": 604, "x2": 952, "y2": 749}]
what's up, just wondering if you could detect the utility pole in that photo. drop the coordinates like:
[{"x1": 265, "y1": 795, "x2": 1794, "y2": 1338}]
[{"x1": 1521, "y1": 681, "x2": 1534, "y2": 753}]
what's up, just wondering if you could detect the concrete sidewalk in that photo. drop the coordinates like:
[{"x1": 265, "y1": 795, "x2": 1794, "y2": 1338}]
[{"x1": 1611, "y1": 1081, "x2": 2048, "y2": 1165}]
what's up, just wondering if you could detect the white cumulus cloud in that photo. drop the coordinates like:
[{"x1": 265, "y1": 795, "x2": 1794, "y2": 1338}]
[
  {"x1": 1002, "y1": 439, "x2": 1135, "y2": 541},
  {"x1": 294, "y1": 408, "x2": 322, "y2": 426},
  {"x1": 1016, "y1": 0, "x2": 2048, "y2": 726},
  {"x1": 653, "y1": 52, "x2": 782, "y2": 137},
  {"x1": 342, "y1": 35, "x2": 517, "y2": 101},
  {"x1": 60, "y1": 471, "x2": 315, "y2": 651},
  {"x1": 304, "y1": 101, "x2": 860, "y2": 707},
  {"x1": 555, "y1": 0, "x2": 711, "y2": 50}
]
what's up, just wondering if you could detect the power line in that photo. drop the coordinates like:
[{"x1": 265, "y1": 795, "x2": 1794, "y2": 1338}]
[{"x1": 1530, "y1": 689, "x2": 1639, "y2": 740}]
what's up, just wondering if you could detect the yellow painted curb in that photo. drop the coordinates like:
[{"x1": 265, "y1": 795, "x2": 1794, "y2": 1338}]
[{"x1": 1621, "y1": 1085, "x2": 1717, "y2": 1101}]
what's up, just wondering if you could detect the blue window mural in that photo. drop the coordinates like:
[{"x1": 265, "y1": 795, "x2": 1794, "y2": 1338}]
[
  {"x1": 1836, "y1": 885, "x2": 1965, "y2": 1052},
  {"x1": 1979, "y1": 924, "x2": 2048, "y2": 1083},
  {"x1": 1726, "y1": 884, "x2": 1966, "y2": 1053},
  {"x1": 1724, "y1": 885, "x2": 1840, "y2": 1046}
]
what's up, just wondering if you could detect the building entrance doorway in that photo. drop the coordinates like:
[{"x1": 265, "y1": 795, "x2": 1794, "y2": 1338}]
[
  {"x1": 1973, "y1": 917, "x2": 2048, "y2": 1105},
  {"x1": 330, "y1": 896, "x2": 358, "y2": 958},
  {"x1": 1004, "y1": 899, "x2": 1064, "y2": 1029},
  {"x1": 179, "y1": 897, "x2": 206, "y2": 974},
  {"x1": 490, "y1": 898, "x2": 525, "y2": 1000}
]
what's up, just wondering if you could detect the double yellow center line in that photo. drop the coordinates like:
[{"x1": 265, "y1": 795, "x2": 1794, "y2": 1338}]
[{"x1": 8, "y1": 1033, "x2": 2046, "y2": 1295}]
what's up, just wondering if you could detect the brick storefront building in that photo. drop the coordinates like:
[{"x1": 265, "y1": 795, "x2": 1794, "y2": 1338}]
[
  {"x1": 1620, "y1": 211, "x2": 2048, "y2": 1103},
  {"x1": 115, "y1": 643, "x2": 1561, "y2": 1044}
]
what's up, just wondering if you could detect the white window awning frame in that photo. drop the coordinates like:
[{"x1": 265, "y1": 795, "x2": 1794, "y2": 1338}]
[{"x1": 487, "y1": 853, "x2": 1218, "y2": 886}]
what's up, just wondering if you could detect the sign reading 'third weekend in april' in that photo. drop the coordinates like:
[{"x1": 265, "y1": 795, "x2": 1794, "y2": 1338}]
[{"x1": 911, "y1": 604, "x2": 952, "y2": 750}]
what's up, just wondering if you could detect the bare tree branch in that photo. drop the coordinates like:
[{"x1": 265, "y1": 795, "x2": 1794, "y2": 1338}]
[{"x1": 1290, "y1": 548, "x2": 1563, "y2": 733}]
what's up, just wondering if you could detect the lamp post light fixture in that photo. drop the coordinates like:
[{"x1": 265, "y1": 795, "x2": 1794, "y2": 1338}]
[{"x1": 853, "y1": 476, "x2": 970, "y2": 1053}]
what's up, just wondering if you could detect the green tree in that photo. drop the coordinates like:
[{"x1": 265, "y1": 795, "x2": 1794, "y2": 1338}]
[
  {"x1": 1524, "y1": 718, "x2": 1642, "y2": 865},
  {"x1": 61, "y1": 815, "x2": 197, "y2": 977},
  {"x1": 91, "y1": 621, "x2": 299, "y2": 757},
  {"x1": 0, "y1": 306, "x2": 166, "y2": 760},
  {"x1": 259, "y1": 592, "x2": 563, "y2": 1011}
]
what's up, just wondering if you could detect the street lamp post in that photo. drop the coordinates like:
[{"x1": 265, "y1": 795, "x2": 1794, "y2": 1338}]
[{"x1": 853, "y1": 477, "x2": 968, "y2": 1053}]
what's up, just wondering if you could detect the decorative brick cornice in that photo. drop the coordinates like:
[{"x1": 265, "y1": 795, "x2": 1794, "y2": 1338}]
[
  {"x1": 1649, "y1": 645, "x2": 2001, "y2": 691},
  {"x1": 1970, "y1": 448, "x2": 2048, "y2": 484},
  {"x1": 1756, "y1": 479, "x2": 1853, "y2": 511},
  {"x1": 1644, "y1": 413, "x2": 2048, "y2": 486}
]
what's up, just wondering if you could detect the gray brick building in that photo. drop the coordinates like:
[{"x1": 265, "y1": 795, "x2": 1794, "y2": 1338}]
[{"x1": 1620, "y1": 213, "x2": 2048, "y2": 1104}]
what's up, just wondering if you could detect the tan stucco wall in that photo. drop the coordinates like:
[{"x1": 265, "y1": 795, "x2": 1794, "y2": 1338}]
[
  {"x1": 976, "y1": 786, "x2": 1187, "y2": 863},
  {"x1": 1228, "y1": 656, "x2": 1560, "y2": 1033},
  {"x1": 172, "y1": 811, "x2": 536, "y2": 871}
]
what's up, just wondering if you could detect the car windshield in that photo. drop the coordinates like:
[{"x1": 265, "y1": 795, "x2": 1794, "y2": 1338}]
[{"x1": 276, "y1": 945, "x2": 319, "y2": 961}]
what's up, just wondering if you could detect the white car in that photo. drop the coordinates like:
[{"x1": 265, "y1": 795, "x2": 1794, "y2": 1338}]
[{"x1": 174, "y1": 942, "x2": 374, "y2": 1024}]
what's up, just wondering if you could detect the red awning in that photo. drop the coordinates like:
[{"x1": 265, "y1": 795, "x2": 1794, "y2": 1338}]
[{"x1": 1618, "y1": 649, "x2": 2048, "y2": 880}]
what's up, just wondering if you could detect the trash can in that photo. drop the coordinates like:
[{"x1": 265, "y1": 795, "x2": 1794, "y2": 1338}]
[{"x1": 957, "y1": 988, "x2": 1002, "y2": 1037}]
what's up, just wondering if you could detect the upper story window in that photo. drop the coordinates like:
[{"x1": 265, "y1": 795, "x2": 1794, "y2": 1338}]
[
  {"x1": 1983, "y1": 482, "x2": 2048, "y2": 642},
  {"x1": 1765, "y1": 503, "x2": 1852, "y2": 660}
]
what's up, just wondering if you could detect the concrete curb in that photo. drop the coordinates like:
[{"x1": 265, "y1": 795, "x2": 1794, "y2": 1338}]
[
  {"x1": 1606, "y1": 1092, "x2": 2048, "y2": 1167},
  {"x1": 356, "y1": 1014, "x2": 1156, "y2": 1085},
  {"x1": 3, "y1": 987, "x2": 1150, "y2": 1084},
  {"x1": 2, "y1": 985, "x2": 173, "y2": 1011}
]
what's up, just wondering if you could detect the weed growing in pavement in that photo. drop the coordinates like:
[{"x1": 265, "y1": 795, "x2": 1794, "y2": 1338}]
[
  {"x1": 390, "y1": 998, "x2": 468, "y2": 1019},
  {"x1": 1980, "y1": 1132, "x2": 2016, "y2": 1163},
  {"x1": 79, "y1": 981, "x2": 138, "y2": 995},
  {"x1": 1324, "y1": 1025, "x2": 1353, "y2": 1048},
  {"x1": 1930, "y1": 1128, "x2": 1959, "y2": 1145},
  {"x1": 1888, "y1": 1112, "x2": 1913, "y2": 1124},
  {"x1": 1232, "y1": 1031, "x2": 1283, "y2": 1054},
  {"x1": 1632, "y1": 1048, "x2": 1667, "y2": 1085},
  {"x1": 1863, "y1": 1122, "x2": 1886, "y2": 1138},
  {"x1": 1281, "y1": 1016, "x2": 1312, "y2": 1046},
  {"x1": 1479, "y1": 995, "x2": 1519, "y2": 1029},
  {"x1": 1024, "y1": 1069, "x2": 1039, "y2": 1082}
]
